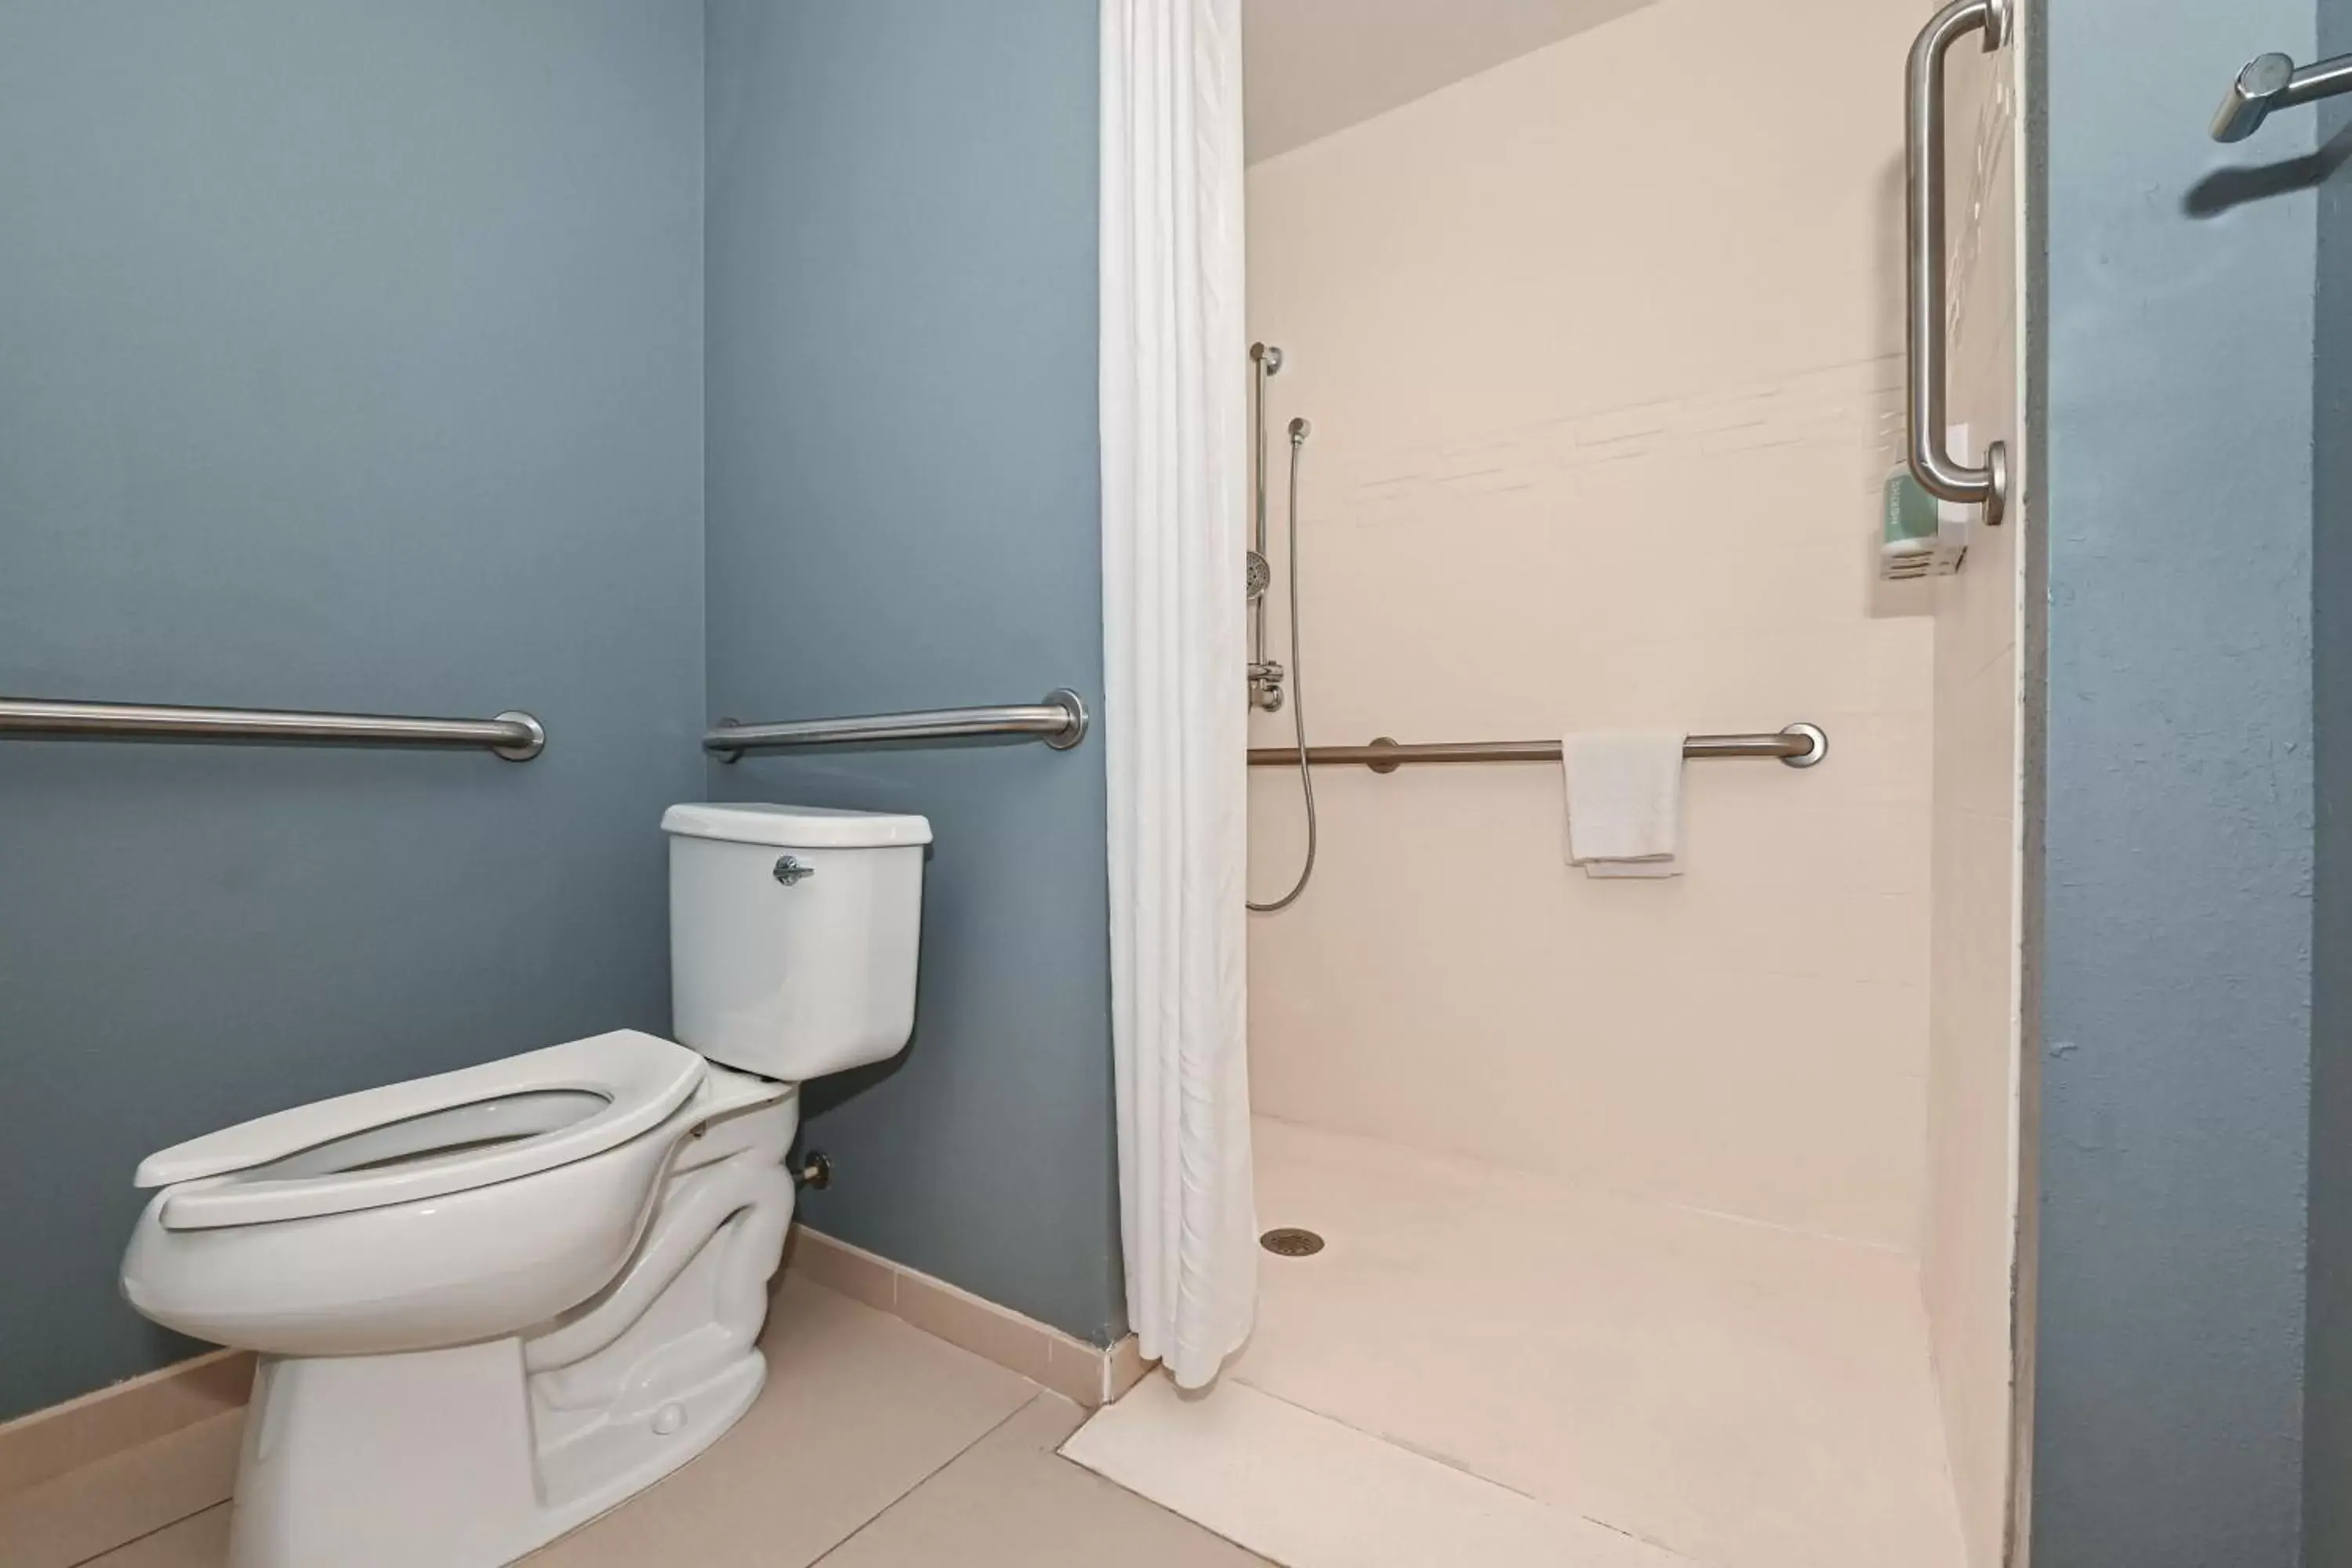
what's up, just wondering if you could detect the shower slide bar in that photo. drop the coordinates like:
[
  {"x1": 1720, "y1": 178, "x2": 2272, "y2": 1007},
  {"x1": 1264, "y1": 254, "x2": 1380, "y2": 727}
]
[
  {"x1": 2212, "y1": 50, "x2": 2352, "y2": 142},
  {"x1": 0, "y1": 695, "x2": 546, "y2": 759},
  {"x1": 706, "y1": 689, "x2": 1089, "y2": 760},
  {"x1": 1247, "y1": 724, "x2": 1828, "y2": 774},
  {"x1": 1905, "y1": 0, "x2": 2011, "y2": 528}
]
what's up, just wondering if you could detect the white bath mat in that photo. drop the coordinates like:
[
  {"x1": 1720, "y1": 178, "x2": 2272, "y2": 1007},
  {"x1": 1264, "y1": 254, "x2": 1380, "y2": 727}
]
[{"x1": 1059, "y1": 1374, "x2": 1691, "y2": 1568}]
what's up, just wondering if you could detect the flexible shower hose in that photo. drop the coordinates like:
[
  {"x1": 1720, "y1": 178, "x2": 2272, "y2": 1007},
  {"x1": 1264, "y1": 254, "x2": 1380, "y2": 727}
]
[{"x1": 1250, "y1": 419, "x2": 1317, "y2": 913}]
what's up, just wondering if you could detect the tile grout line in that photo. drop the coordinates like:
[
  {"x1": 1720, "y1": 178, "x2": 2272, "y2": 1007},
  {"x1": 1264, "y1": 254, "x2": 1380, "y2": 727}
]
[
  {"x1": 1051, "y1": 1390, "x2": 1279, "y2": 1566},
  {"x1": 803, "y1": 1391, "x2": 1046, "y2": 1567},
  {"x1": 67, "y1": 1501, "x2": 223, "y2": 1568},
  {"x1": 1059, "y1": 1457, "x2": 1279, "y2": 1566},
  {"x1": 1213, "y1": 1376, "x2": 1556, "y2": 1509},
  {"x1": 1073, "y1": 1377, "x2": 1685, "y2": 1567}
]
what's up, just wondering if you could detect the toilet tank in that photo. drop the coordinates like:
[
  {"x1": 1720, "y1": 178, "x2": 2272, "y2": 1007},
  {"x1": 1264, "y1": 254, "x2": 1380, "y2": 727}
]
[{"x1": 661, "y1": 803, "x2": 931, "y2": 1081}]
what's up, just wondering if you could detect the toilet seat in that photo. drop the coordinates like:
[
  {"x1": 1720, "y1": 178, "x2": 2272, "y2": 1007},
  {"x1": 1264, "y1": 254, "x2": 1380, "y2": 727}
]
[{"x1": 138, "y1": 1030, "x2": 704, "y2": 1232}]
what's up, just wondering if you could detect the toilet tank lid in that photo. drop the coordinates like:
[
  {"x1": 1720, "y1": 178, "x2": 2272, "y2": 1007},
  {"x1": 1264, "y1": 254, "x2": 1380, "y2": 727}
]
[{"x1": 662, "y1": 802, "x2": 934, "y2": 849}]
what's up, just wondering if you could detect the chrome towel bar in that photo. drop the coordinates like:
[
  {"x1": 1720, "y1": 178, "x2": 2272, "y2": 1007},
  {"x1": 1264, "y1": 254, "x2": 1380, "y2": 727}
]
[
  {"x1": 707, "y1": 689, "x2": 1089, "y2": 760},
  {"x1": 0, "y1": 696, "x2": 546, "y2": 760},
  {"x1": 1247, "y1": 724, "x2": 1828, "y2": 773}
]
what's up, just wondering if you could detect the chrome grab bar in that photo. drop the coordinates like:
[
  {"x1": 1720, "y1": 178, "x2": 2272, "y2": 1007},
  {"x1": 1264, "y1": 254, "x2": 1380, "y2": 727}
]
[
  {"x1": 707, "y1": 689, "x2": 1090, "y2": 761},
  {"x1": 2212, "y1": 51, "x2": 2352, "y2": 142},
  {"x1": 1906, "y1": 0, "x2": 2011, "y2": 527},
  {"x1": 1247, "y1": 724, "x2": 1828, "y2": 773},
  {"x1": 0, "y1": 695, "x2": 546, "y2": 760}
]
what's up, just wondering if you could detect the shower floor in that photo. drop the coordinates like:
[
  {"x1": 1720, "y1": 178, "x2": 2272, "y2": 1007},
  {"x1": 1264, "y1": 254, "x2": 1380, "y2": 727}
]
[{"x1": 1064, "y1": 1116, "x2": 1967, "y2": 1568}]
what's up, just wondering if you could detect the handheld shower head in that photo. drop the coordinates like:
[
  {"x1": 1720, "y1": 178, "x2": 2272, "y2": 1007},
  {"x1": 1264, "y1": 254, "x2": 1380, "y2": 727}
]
[
  {"x1": 1245, "y1": 550, "x2": 1271, "y2": 601},
  {"x1": 1289, "y1": 416, "x2": 1311, "y2": 445}
]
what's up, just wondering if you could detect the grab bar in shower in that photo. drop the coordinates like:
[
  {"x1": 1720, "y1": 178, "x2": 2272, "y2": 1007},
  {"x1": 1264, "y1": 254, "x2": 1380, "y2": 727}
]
[
  {"x1": 2212, "y1": 50, "x2": 2352, "y2": 141},
  {"x1": 0, "y1": 695, "x2": 546, "y2": 759},
  {"x1": 1906, "y1": 0, "x2": 2011, "y2": 527},
  {"x1": 1247, "y1": 724, "x2": 1828, "y2": 773},
  {"x1": 706, "y1": 690, "x2": 1090, "y2": 760}
]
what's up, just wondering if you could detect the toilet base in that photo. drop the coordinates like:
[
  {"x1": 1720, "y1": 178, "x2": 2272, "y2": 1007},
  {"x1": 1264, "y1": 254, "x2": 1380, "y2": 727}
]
[
  {"x1": 224, "y1": 1341, "x2": 768, "y2": 1568},
  {"x1": 535, "y1": 1347, "x2": 768, "y2": 1539},
  {"x1": 223, "y1": 1089, "x2": 799, "y2": 1567}
]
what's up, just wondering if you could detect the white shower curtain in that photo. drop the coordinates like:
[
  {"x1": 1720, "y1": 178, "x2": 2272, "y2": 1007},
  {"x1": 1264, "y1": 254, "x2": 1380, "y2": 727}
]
[{"x1": 1098, "y1": 0, "x2": 1257, "y2": 1390}]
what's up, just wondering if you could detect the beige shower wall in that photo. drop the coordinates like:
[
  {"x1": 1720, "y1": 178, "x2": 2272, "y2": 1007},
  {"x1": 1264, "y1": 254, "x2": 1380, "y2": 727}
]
[
  {"x1": 1922, "y1": 23, "x2": 2026, "y2": 1568},
  {"x1": 1244, "y1": 0, "x2": 1938, "y2": 1249}
]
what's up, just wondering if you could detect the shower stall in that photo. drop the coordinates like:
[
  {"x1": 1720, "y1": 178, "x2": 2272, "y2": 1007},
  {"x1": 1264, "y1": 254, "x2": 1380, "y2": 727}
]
[{"x1": 1074, "y1": 2, "x2": 2027, "y2": 1565}]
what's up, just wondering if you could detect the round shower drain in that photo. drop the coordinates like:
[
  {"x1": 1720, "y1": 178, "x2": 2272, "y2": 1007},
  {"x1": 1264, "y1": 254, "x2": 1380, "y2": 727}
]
[{"x1": 1259, "y1": 1226, "x2": 1326, "y2": 1258}]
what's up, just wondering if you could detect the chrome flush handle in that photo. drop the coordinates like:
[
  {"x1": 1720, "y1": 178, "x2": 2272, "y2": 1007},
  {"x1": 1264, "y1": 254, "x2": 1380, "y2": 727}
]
[{"x1": 773, "y1": 855, "x2": 815, "y2": 887}]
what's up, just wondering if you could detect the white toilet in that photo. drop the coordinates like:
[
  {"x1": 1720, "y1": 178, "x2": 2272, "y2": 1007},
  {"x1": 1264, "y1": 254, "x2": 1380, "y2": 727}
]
[{"x1": 119, "y1": 802, "x2": 931, "y2": 1568}]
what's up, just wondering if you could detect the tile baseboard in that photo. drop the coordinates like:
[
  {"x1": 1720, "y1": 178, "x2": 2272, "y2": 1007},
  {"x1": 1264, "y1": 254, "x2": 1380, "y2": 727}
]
[
  {"x1": 782, "y1": 1225, "x2": 1149, "y2": 1409},
  {"x1": 0, "y1": 1348, "x2": 252, "y2": 1506},
  {"x1": 0, "y1": 1352, "x2": 252, "y2": 1567}
]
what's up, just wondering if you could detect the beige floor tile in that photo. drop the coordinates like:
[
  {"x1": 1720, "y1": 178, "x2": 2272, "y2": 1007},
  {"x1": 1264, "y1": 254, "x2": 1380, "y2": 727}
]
[
  {"x1": 0, "y1": 1410, "x2": 240, "y2": 1568},
  {"x1": 60, "y1": 1287, "x2": 1236, "y2": 1568},
  {"x1": 822, "y1": 1395, "x2": 1267, "y2": 1568},
  {"x1": 80, "y1": 1503, "x2": 230, "y2": 1568},
  {"x1": 524, "y1": 1276, "x2": 1038, "y2": 1568}
]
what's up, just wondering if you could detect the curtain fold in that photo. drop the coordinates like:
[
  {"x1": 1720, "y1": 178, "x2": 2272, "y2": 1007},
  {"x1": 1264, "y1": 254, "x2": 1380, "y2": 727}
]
[{"x1": 1098, "y1": 0, "x2": 1257, "y2": 1391}]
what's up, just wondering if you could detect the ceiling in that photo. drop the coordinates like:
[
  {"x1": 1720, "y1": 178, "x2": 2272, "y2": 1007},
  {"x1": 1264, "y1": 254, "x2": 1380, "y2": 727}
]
[{"x1": 1243, "y1": 0, "x2": 1657, "y2": 162}]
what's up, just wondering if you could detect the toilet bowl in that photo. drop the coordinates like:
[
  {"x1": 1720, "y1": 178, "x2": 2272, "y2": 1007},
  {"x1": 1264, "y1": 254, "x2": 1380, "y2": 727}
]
[
  {"x1": 124, "y1": 1032, "x2": 711, "y2": 1356},
  {"x1": 118, "y1": 803, "x2": 931, "y2": 1568}
]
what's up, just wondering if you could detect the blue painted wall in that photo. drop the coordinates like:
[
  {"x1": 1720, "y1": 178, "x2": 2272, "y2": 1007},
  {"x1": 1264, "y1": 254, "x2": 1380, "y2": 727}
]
[
  {"x1": 2034, "y1": 1, "x2": 2318, "y2": 1560},
  {"x1": 702, "y1": 1, "x2": 1121, "y2": 1343},
  {"x1": 2309, "y1": 1, "x2": 2352, "y2": 1559},
  {"x1": 0, "y1": 1, "x2": 707, "y2": 1419}
]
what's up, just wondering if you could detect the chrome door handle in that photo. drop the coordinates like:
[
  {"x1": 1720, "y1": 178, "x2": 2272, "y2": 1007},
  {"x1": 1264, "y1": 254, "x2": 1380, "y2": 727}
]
[{"x1": 1906, "y1": 0, "x2": 2013, "y2": 527}]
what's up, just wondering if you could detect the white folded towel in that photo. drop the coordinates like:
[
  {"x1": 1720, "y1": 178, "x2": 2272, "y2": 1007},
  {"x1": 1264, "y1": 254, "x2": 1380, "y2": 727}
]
[{"x1": 1562, "y1": 730, "x2": 1686, "y2": 879}]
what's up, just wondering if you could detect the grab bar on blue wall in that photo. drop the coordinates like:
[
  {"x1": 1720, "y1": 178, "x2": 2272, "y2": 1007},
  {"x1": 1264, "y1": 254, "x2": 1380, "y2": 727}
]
[
  {"x1": 0, "y1": 695, "x2": 546, "y2": 758},
  {"x1": 706, "y1": 690, "x2": 1089, "y2": 760},
  {"x1": 2213, "y1": 50, "x2": 2352, "y2": 142}
]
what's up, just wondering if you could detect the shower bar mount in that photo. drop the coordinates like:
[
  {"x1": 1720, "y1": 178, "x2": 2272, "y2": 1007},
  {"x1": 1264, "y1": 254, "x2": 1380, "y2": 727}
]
[
  {"x1": 2212, "y1": 50, "x2": 2352, "y2": 142},
  {"x1": 0, "y1": 695, "x2": 546, "y2": 759},
  {"x1": 707, "y1": 690, "x2": 1089, "y2": 760},
  {"x1": 1247, "y1": 724, "x2": 1828, "y2": 774}
]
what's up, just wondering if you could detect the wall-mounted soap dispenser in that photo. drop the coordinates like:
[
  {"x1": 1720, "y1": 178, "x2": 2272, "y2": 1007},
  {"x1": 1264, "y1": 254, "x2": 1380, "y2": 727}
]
[{"x1": 1881, "y1": 423, "x2": 1980, "y2": 579}]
